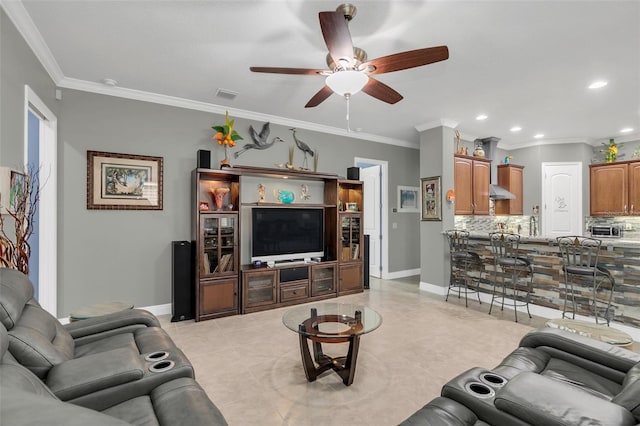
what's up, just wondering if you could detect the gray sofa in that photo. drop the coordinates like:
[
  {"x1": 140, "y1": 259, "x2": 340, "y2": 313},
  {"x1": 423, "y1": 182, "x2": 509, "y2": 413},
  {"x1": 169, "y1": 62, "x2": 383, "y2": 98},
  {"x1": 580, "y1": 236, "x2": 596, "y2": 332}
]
[
  {"x1": 0, "y1": 268, "x2": 227, "y2": 425},
  {"x1": 402, "y1": 328, "x2": 640, "y2": 425}
]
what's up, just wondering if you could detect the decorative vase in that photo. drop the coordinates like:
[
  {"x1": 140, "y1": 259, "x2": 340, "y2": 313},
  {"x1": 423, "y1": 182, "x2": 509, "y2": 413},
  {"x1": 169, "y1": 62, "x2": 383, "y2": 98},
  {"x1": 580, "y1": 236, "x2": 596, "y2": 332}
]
[
  {"x1": 220, "y1": 145, "x2": 231, "y2": 168},
  {"x1": 473, "y1": 141, "x2": 485, "y2": 157},
  {"x1": 275, "y1": 189, "x2": 294, "y2": 204},
  {"x1": 213, "y1": 187, "x2": 230, "y2": 210}
]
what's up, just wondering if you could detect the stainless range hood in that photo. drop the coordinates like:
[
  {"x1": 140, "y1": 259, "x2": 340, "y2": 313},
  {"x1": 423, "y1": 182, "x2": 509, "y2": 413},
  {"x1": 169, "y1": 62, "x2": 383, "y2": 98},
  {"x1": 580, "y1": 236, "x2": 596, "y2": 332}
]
[
  {"x1": 475, "y1": 136, "x2": 517, "y2": 200},
  {"x1": 490, "y1": 184, "x2": 516, "y2": 200}
]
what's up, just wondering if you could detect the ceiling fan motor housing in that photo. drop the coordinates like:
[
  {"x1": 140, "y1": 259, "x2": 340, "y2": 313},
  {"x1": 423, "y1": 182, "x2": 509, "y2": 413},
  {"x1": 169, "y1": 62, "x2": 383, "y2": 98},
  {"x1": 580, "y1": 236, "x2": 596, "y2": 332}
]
[{"x1": 326, "y1": 46, "x2": 368, "y2": 71}]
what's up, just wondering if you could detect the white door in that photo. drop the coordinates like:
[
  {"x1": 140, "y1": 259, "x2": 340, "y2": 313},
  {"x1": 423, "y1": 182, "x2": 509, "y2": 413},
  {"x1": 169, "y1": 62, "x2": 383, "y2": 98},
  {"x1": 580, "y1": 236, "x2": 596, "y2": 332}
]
[
  {"x1": 25, "y1": 86, "x2": 58, "y2": 316},
  {"x1": 541, "y1": 162, "x2": 583, "y2": 237},
  {"x1": 361, "y1": 165, "x2": 381, "y2": 278}
]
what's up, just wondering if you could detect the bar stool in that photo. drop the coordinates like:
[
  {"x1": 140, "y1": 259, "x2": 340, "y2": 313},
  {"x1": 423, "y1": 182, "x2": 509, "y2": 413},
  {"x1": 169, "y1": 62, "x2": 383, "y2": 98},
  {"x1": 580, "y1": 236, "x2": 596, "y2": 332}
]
[
  {"x1": 556, "y1": 236, "x2": 615, "y2": 325},
  {"x1": 488, "y1": 232, "x2": 533, "y2": 322},
  {"x1": 445, "y1": 230, "x2": 483, "y2": 307}
]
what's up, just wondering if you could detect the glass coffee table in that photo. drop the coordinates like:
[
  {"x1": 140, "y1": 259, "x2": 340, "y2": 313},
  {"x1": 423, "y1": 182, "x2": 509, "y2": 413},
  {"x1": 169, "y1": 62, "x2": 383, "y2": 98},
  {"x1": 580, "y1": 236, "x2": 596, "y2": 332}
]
[{"x1": 282, "y1": 302, "x2": 382, "y2": 386}]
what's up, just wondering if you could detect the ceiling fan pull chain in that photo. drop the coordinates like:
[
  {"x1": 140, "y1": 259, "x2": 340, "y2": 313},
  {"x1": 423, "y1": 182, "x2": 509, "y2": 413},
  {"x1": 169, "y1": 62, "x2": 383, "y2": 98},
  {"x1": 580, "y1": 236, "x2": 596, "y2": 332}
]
[{"x1": 345, "y1": 93, "x2": 351, "y2": 132}]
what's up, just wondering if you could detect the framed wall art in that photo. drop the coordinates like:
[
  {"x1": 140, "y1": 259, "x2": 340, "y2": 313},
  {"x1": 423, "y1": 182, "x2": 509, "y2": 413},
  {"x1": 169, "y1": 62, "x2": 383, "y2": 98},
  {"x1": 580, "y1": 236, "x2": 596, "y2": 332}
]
[
  {"x1": 87, "y1": 151, "x2": 163, "y2": 210},
  {"x1": 421, "y1": 176, "x2": 442, "y2": 221},
  {"x1": 397, "y1": 185, "x2": 419, "y2": 213}
]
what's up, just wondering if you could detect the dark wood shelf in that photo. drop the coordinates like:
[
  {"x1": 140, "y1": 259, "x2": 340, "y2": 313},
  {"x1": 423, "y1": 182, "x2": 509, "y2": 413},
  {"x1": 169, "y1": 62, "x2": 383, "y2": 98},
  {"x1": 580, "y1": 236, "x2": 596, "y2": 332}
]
[
  {"x1": 241, "y1": 202, "x2": 332, "y2": 208},
  {"x1": 231, "y1": 164, "x2": 340, "y2": 181}
]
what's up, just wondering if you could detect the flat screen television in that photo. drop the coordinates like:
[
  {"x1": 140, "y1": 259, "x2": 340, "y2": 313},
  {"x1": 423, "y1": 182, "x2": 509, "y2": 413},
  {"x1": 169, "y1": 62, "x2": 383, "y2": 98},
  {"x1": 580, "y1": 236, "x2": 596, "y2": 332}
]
[{"x1": 251, "y1": 207, "x2": 324, "y2": 263}]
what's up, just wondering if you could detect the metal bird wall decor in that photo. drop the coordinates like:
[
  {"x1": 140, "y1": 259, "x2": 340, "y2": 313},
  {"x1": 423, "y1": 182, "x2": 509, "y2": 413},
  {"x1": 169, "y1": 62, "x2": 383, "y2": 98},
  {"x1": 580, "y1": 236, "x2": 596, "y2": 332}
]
[
  {"x1": 234, "y1": 122, "x2": 284, "y2": 158},
  {"x1": 290, "y1": 128, "x2": 315, "y2": 169}
]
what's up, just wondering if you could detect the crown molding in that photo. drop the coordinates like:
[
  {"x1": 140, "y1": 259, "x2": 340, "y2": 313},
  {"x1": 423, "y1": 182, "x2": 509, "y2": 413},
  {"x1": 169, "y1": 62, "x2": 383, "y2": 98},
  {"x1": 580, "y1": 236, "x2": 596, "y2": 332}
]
[
  {"x1": 593, "y1": 133, "x2": 640, "y2": 145},
  {"x1": 58, "y1": 78, "x2": 418, "y2": 149},
  {"x1": 1, "y1": 0, "x2": 64, "y2": 84},
  {"x1": 499, "y1": 137, "x2": 594, "y2": 150},
  {"x1": 3, "y1": 0, "x2": 416, "y2": 149},
  {"x1": 414, "y1": 119, "x2": 459, "y2": 132}
]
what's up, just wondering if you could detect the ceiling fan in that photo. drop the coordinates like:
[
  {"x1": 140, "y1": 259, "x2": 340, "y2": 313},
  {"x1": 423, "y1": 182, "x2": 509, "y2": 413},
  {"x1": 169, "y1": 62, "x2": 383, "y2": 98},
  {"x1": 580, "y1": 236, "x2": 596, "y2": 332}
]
[{"x1": 250, "y1": 3, "x2": 449, "y2": 108}]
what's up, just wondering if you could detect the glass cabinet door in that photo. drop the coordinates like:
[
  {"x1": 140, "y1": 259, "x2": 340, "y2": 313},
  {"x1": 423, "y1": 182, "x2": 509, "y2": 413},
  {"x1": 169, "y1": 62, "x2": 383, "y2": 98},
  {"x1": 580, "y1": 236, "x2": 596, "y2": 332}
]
[
  {"x1": 340, "y1": 215, "x2": 361, "y2": 262},
  {"x1": 201, "y1": 214, "x2": 237, "y2": 277},
  {"x1": 311, "y1": 263, "x2": 336, "y2": 296},
  {"x1": 244, "y1": 270, "x2": 277, "y2": 307}
]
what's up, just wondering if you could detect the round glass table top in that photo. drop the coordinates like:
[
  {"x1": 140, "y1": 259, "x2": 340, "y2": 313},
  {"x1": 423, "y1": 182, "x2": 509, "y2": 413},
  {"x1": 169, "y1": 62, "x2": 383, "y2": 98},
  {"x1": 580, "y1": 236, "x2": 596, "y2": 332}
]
[{"x1": 282, "y1": 303, "x2": 382, "y2": 339}]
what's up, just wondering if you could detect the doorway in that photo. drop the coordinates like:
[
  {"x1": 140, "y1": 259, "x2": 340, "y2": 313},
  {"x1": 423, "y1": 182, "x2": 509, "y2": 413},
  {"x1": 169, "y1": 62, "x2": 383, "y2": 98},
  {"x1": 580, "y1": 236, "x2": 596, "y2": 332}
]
[
  {"x1": 354, "y1": 158, "x2": 388, "y2": 279},
  {"x1": 24, "y1": 85, "x2": 58, "y2": 316},
  {"x1": 541, "y1": 162, "x2": 583, "y2": 237}
]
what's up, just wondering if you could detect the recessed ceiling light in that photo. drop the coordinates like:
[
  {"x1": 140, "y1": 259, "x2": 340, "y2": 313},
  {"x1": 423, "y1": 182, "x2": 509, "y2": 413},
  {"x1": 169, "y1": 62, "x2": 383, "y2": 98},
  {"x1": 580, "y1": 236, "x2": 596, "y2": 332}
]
[
  {"x1": 534, "y1": 134, "x2": 544, "y2": 139},
  {"x1": 476, "y1": 114, "x2": 488, "y2": 121},
  {"x1": 510, "y1": 126, "x2": 522, "y2": 132},
  {"x1": 588, "y1": 81, "x2": 608, "y2": 89},
  {"x1": 620, "y1": 127, "x2": 634, "y2": 133}
]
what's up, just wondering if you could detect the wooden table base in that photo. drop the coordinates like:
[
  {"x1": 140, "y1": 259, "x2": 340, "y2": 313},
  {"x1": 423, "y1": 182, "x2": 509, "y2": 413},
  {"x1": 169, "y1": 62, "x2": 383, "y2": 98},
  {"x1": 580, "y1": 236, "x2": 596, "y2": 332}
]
[{"x1": 297, "y1": 309, "x2": 363, "y2": 386}]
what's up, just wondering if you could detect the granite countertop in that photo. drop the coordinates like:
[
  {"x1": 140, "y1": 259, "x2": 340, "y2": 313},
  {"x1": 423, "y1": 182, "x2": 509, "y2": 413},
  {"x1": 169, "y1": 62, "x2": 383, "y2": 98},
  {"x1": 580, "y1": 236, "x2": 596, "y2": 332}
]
[{"x1": 459, "y1": 231, "x2": 640, "y2": 248}]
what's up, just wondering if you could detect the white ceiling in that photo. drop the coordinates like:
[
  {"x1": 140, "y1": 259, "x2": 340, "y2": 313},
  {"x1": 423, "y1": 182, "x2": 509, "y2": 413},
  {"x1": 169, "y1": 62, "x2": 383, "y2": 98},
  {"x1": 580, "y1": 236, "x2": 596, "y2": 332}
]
[{"x1": 5, "y1": 0, "x2": 640, "y2": 148}]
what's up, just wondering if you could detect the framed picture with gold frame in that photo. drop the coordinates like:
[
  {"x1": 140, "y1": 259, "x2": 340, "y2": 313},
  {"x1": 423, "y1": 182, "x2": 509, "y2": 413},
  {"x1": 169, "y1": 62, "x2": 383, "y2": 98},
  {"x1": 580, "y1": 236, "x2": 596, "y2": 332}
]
[
  {"x1": 87, "y1": 151, "x2": 163, "y2": 210},
  {"x1": 421, "y1": 176, "x2": 441, "y2": 221}
]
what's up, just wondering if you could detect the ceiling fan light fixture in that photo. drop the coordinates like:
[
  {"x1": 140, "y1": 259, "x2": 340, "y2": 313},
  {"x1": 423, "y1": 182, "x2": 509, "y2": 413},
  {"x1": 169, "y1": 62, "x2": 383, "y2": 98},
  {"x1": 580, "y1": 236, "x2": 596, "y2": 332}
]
[{"x1": 326, "y1": 70, "x2": 368, "y2": 96}]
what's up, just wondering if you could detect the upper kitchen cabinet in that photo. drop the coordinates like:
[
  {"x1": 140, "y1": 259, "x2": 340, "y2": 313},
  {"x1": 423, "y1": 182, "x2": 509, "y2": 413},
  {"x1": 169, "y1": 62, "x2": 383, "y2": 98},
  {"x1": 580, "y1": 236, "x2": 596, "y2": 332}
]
[
  {"x1": 454, "y1": 155, "x2": 491, "y2": 215},
  {"x1": 494, "y1": 164, "x2": 524, "y2": 215},
  {"x1": 590, "y1": 160, "x2": 640, "y2": 216}
]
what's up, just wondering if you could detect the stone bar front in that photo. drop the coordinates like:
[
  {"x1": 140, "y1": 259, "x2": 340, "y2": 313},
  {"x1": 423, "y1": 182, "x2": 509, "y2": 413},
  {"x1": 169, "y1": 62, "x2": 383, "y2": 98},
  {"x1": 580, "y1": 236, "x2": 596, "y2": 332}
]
[{"x1": 464, "y1": 234, "x2": 640, "y2": 327}]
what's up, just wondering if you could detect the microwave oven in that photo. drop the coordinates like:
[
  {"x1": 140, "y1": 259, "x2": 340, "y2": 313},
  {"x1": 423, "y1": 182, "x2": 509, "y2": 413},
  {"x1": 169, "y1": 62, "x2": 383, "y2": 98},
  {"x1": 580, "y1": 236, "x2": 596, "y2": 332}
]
[{"x1": 589, "y1": 225, "x2": 623, "y2": 238}]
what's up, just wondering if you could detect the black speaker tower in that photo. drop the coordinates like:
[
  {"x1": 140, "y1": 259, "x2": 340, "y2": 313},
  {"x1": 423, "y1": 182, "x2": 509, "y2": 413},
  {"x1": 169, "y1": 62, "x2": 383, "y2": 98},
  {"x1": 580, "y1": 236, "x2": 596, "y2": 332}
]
[{"x1": 171, "y1": 241, "x2": 194, "y2": 322}]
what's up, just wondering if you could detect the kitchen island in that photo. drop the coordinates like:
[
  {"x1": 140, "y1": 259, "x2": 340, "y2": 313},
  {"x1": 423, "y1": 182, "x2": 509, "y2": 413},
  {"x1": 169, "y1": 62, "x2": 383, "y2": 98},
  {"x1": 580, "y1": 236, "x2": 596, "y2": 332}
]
[{"x1": 461, "y1": 233, "x2": 640, "y2": 328}]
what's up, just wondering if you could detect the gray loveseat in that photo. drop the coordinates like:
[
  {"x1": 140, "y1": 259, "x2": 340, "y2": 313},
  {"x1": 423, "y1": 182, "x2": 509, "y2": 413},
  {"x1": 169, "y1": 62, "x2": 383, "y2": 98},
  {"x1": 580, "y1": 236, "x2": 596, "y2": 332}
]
[
  {"x1": 402, "y1": 327, "x2": 640, "y2": 425},
  {"x1": 0, "y1": 267, "x2": 226, "y2": 425}
]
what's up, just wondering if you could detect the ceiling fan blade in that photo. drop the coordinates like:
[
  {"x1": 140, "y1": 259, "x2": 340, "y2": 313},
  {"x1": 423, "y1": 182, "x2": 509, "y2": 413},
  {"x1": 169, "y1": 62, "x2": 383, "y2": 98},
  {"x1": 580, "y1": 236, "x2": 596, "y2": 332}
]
[
  {"x1": 319, "y1": 11, "x2": 354, "y2": 68},
  {"x1": 250, "y1": 66, "x2": 326, "y2": 75},
  {"x1": 361, "y1": 78, "x2": 403, "y2": 104},
  {"x1": 363, "y1": 46, "x2": 449, "y2": 75},
  {"x1": 305, "y1": 86, "x2": 333, "y2": 108}
]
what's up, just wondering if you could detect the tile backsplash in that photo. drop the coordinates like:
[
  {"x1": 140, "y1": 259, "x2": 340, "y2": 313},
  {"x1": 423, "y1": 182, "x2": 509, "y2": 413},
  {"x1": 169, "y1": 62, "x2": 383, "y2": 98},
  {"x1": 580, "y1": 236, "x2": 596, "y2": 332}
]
[{"x1": 455, "y1": 214, "x2": 639, "y2": 240}]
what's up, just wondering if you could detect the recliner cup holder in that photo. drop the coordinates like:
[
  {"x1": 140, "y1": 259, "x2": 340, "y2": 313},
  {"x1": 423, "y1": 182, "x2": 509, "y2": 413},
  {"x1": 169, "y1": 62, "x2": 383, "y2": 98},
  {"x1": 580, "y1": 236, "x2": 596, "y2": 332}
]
[
  {"x1": 149, "y1": 360, "x2": 175, "y2": 373},
  {"x1": 480, "y1": 372, "x2": 507, "y2": 387},
  {"x1": 145, "y1": 351, "x2": 169, "y2": 362},
  {"x1": 464, "y1": 382, "x2": 495, "y2": 398}
]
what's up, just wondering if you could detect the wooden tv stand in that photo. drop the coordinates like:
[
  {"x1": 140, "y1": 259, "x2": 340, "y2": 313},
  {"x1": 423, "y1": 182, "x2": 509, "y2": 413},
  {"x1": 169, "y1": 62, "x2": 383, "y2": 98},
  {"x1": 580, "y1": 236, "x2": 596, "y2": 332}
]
[{"x1": 192, "y1": 165, "x2": 364, "y2": 321}]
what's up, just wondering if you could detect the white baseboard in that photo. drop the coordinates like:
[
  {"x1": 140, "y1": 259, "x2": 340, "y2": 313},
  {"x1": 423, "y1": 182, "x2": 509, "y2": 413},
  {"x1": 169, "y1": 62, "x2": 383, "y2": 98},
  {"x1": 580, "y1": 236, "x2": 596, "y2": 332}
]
[
  {"x1": 419, "y1": 281, "x2": 447, "y2": 296},
  {"x1": 140, "y1": 303, "x2": 172, "y2": 317},
  {"x1": 384, "y1": 268, "x2": 421, "y2": 280},
  {"x1": 419, "y1": 282, "x2": 640, "y2": 342},
  {"x1": 58, "y1": 303, "x2": 172, "y2": 324}
]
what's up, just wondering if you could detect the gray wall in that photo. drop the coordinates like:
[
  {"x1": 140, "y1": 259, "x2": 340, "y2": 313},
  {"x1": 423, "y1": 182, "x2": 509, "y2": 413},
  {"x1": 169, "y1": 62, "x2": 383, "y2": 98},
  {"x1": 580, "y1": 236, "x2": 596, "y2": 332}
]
[
  {"x1": 0, "y1": 9, "x2": 58, "y2": 166},
  {"x1": 509, "y1": 143, "x2": 593, "y2": 216},
  {"x1": 1, "y1": 7, "x2": 422, "y2": 315},
  {"x1": 419, "y1": 126, "x2": 456, "y2": 288}
]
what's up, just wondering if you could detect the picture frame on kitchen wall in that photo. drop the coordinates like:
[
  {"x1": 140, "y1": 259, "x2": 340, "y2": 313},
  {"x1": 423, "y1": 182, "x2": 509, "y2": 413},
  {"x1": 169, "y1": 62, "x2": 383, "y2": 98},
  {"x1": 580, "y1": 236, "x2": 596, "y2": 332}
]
[{"x1": 421, "y1": 176, "x2": 441, "y2": 221}]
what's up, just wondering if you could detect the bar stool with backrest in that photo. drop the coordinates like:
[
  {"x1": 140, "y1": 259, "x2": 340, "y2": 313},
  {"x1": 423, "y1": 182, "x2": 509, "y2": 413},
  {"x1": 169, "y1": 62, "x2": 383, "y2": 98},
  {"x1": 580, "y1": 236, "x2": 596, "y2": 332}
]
[
  {"x1": 556, "y1": 236, "x2": 615, "y2": 325},
  {"x1": 488, "y1": 232, "x2": 533, "y2": 322},
  {"x1": 445, "y1": 230, "x2": 484, "y2": 307}
]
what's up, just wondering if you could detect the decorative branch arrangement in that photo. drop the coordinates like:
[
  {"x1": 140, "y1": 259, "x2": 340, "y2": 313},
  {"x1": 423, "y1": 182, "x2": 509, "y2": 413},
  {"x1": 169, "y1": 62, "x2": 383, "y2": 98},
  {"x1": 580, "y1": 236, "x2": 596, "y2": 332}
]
[{"x1": 0, "y1": 166, "x2": 40, "y2": 274}]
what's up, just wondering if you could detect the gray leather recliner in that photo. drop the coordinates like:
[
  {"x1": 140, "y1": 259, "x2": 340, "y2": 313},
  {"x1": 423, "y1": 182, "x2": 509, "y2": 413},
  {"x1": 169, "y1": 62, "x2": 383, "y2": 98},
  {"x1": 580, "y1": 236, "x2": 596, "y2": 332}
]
[
  {"x1": 0, "y1": 267, "x2": 181, "y2": 379},
  {"x1": 0, "y1": 322, "x2": 228, "y2": 425},
  {"x1": 401, "y1": 328, "x2": 640, "y2": 425}
]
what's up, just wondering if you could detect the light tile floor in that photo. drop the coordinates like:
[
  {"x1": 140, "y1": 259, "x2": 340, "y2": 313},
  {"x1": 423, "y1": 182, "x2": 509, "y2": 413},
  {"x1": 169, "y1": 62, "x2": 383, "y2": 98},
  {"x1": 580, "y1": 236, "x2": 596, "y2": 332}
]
[{"x1": 158, "y1": 276, "x2": 546, "y2": 425}]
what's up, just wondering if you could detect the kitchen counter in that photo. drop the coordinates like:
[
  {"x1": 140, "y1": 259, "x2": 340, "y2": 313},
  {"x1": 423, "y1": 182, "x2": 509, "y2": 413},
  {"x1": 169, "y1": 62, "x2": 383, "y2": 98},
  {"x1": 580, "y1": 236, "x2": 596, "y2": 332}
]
[
  {"x1": 450, "y1": 232, "x2": 640, "y2": 328},
  {"x1": 465, "y1": 231, "x2": 640, "y2": 247}
]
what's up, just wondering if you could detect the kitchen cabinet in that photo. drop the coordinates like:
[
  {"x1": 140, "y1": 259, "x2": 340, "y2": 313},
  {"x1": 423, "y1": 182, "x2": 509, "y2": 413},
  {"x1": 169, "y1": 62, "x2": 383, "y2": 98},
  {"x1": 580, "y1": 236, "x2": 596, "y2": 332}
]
[
  {"x1": 454, "y1": 155, "x2": 491, "y2": 215},
  {"x1": 495, "y1": 164, "x2": 524, "y2": 215},
  {"x1": 590, "y1": 160, "x2": 640, "y2": 216}
]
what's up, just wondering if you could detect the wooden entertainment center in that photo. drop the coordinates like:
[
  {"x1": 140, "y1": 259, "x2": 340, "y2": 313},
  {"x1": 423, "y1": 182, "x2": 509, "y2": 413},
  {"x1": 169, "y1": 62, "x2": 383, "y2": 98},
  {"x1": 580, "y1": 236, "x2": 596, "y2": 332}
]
[{"x1": 192, "y1": 165, "x2": 364, "y2": 321}]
